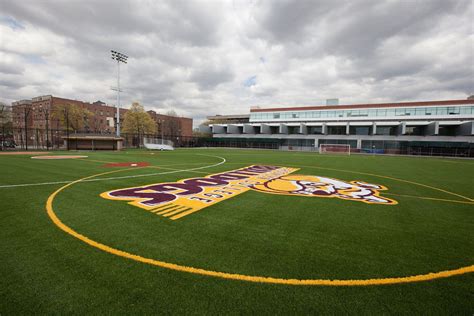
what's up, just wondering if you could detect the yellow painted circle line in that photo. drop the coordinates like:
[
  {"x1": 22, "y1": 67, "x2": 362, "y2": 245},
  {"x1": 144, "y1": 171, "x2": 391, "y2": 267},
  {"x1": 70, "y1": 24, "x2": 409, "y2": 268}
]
[{"x1": 46, "y1": 166, "x2": 474, "y2": 286}]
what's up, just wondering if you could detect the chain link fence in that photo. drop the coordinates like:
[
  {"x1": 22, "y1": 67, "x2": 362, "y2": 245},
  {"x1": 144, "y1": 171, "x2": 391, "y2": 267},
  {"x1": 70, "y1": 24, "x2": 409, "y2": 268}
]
[{"x1": 1, "y1": 128, "x2": 472, "y2": 157}]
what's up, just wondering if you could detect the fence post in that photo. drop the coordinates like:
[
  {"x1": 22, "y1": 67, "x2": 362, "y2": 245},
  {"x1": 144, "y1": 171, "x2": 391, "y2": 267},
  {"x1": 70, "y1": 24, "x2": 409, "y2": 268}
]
[{"x1": 35, "y1": 128, "x2": 39, "y2": 150}]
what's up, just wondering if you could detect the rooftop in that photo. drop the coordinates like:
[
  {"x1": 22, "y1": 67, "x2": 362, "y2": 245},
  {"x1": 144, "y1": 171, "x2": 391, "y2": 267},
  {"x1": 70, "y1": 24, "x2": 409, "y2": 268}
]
[{"x1": 250, "y1": 99, "x2": 474, "y2": 113}]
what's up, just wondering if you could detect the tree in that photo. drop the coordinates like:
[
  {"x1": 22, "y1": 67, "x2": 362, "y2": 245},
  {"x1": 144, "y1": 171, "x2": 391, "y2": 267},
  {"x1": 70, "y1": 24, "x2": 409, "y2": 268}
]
[
  {"x1": 122, "y1": 102, "x2": 156, "y2": 135},
  {"x1": 163, "y1": 109, "x2": 182, "y2": 137},
  {"x1": 0, "y1": 102, "x2": 13, "y2": 149},
  {"x1": 51, "y1": 103, "x2": 93, "y2": 132},
  {"x1": 201, "y1": 118, "x2": 229, "y2": 126},
  {"x1": 0, "y1": 102, "x2": 12, "y2": 130},
  {"x1": 192, "y1": 128, "x2": 211, "y2": 137}
]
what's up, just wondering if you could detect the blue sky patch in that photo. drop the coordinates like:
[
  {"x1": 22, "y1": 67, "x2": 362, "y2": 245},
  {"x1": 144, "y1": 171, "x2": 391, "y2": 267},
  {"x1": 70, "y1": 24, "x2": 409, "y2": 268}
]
[
  {"x1": 24, "y1": 55, "x2": 46, "y2": 64},
  {"x1": 243, "y1": 75, "x2": 257, "y2": 87},
  {"x1": 1, "y1": 16, "x2": 25, "y2": 30}
]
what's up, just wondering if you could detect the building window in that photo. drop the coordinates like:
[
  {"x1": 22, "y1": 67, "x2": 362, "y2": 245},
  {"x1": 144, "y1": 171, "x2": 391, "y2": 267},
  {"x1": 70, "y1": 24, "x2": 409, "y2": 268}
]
[
  {"x1": 273, "y1": 113, "x2": 280, "y2": 119},
  {"x1": 386, "y1": 109, "x2": 396, "y2": 116},
  {"x1": 376, "y1": 126, "x2": 397, "y2": 135},
  {"x1": 349, "y1": 126, "x2": 372, "y2": 135},
  {"x1": 405, "y1": 109, "x2": 415, "y2": 116},
  {"x1": 405, "y1": 126, "x2": 424, "y2": 135},
  {"x1": 415, "y1": 108, "x2": 425, "y2": 116},
  {"x1": 327, "y1": 126, "x2": 346, "y2": 135},
  {"x1": 436, "y1": 107, "x2": 448, "y2": 115},
  {"x1": 395, "y1": 109, "x2": 405, "y2": 116},
  {"x1": 308, "y1": 126, "x2": 322, "y2": 134},
  {"x1": 447, "y1": 107, "x2": 460, "y2": 115},
  {"x1": 438, "y1": 126, "x2": 456, "y2": 136},
  {"x1": 460, "y1": 106, "x2": 473, "y2": 115}
]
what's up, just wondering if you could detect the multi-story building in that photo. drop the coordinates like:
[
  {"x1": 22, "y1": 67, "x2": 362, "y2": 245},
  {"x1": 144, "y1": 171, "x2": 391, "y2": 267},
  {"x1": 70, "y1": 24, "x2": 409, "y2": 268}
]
[
  {"x1": 12, "y1": 96, "x2": 122, "y2": 133},
  {"x1": 147, "y1": 110, "x2": 193, "y2": 138},
  {"x1": 11, "y1": 95, "x2": 194, "y2": 148},
  {"x1": 12, "y1": 95, "x2": 193, "y2": 135},
  {"x1": 11, "y1": 99, "x2": 33, "y2": 129},
  {"x1": 201, "y1": 98, "x2": 474, "y2": 155}
]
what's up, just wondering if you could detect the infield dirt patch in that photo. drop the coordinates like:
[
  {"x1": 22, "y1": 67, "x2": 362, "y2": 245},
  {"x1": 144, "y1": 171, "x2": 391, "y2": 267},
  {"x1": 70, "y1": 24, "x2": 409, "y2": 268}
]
[{"x1": 31, "y1": 155, "x2": 88, "y2": 159}]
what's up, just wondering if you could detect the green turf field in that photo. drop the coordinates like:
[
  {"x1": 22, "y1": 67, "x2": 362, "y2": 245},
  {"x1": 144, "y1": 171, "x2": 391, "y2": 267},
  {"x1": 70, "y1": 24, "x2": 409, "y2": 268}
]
[{"x1": 1, "y1": 149, "x2": 473, "y2": 314}]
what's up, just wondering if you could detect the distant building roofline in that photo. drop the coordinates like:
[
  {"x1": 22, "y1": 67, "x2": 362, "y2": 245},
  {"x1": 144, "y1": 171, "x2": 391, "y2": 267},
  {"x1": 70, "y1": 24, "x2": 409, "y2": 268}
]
[
  {"x1": 207, "y1": 114, "x2": 250, "y2": 120},
  {"x1": 251, "y1": 99, "x2": 474, "y2": 113}
]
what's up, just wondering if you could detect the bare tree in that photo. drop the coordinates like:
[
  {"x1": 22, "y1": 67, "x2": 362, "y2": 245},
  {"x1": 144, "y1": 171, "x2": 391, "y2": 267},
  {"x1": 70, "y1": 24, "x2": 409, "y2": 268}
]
[
  {"x1": 164, "y1": 110, "x2": 182, "y2": 138},
  {"x1": 0, "y1": 102, "x2": 13, "y2": 149}
]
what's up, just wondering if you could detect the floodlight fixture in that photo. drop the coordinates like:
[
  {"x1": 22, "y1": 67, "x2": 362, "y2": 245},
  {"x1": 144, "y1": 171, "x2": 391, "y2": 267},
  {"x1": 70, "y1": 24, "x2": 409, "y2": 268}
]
[{"x1": 110, "y1": 50, "x2": 128, "y2": 136}]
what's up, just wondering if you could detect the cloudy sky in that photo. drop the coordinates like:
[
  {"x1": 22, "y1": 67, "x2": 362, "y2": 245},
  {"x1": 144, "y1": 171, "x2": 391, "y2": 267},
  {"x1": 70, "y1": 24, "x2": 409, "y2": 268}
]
[{"x1": 0, "y1": 0, "x2": 473, "y2": 124}]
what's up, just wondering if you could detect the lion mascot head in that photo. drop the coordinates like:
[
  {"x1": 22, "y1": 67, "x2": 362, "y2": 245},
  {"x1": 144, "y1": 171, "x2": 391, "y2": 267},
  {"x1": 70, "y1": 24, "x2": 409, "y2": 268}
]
[{"x1": 251, "y1": 175, "x2": 397, "y2": 205}]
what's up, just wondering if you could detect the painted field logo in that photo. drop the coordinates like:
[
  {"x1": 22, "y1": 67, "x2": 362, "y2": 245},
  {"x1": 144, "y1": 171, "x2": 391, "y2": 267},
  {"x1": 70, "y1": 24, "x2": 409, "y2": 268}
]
[
  {"x1": 101, "y1": 165, "x2": 397, "y2": 220},
  {"x1": 251, "y1": 175, "x2": 397, "y2": 205}
]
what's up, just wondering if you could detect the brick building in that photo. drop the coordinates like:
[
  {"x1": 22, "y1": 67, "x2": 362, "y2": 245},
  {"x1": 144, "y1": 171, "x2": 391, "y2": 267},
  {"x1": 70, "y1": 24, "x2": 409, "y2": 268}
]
[
  {"x1": 13, "y1": 95, "x2": 126, "y2": 133},
  {"x1": 147, "y1": 110, "x2": 193, "y2": 138},
  {"x1": 11, "y1": 99, "x2": 33, "y2": 129},
  {"x1": 11, "y1": 95, "x2": 193, "y2": 148}
]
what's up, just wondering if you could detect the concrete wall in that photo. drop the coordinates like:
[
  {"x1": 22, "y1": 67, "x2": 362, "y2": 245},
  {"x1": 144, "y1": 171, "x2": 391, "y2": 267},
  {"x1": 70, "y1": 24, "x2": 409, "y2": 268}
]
[
  {"x1": 199, "y1": 125, "x2": 212, "y2": 134},
  {"x1": 243, "y1": 124, "x2": 255, "y2": 134},
  {"x1": 279, "y1": 124, "x2": 288, "y2": 134},
  {"x1": 261, "y1": 124, "x2": 271, "y2": 134},
  {"x1": 212, "y1": 125, "x2": 226, "y2": 134},
  {"x1": 396, "y1": 122, "x2": 406, "y2": 135},
  {"x1": 457, "y1": 121, "x2": 474, "y2": 136},
  {"x1": 426, "y1": 122, "x2": 439, "y2": 135},
  {"x1": 300, "y1": 123, "x2": 308, "y2": 135},
  {"x1": 227, "y1": 124, "x2": 240, "y2": 134}
]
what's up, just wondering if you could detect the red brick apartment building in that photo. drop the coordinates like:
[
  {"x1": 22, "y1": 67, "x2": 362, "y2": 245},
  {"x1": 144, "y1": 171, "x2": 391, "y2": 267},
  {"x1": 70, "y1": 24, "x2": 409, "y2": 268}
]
[
  {"x1": 147, "y1": 110, "x2": 193, "y2": 138},
  {"x1": 12, "y1": 95, "x2": 193, "y2": 137}
]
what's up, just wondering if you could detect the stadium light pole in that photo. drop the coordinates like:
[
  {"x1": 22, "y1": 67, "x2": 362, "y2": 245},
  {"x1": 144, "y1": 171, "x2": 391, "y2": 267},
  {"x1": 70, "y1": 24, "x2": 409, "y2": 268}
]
[{"x1": 111, "y1": 50, "x2": 128, "y2": 137}]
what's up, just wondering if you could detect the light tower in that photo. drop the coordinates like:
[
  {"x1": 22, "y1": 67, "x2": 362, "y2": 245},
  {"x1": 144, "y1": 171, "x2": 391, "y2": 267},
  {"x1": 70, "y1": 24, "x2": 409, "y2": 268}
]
[{"x1": 111, "y1": 50, "x2": 128, "y2": 137}]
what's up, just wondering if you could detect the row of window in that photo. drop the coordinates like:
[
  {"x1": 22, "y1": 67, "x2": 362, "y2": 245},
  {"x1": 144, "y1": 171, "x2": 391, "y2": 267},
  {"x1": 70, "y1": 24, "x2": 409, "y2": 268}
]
[
  {"x1": 250, "y1": 106, "x2": 474, "y2": 121},
  {"x1": 215, "y1": 125, "x2": 459, "y2": 136}
]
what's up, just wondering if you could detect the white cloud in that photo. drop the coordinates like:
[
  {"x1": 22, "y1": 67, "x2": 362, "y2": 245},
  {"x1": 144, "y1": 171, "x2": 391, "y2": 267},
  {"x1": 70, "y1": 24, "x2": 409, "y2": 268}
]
[{"x1": 0, "y1": 0, "x2": 472, "y2": 126}]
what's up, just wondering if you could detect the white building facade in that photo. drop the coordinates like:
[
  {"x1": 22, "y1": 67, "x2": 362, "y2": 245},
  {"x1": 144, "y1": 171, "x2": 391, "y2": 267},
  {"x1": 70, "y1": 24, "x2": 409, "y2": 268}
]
[{"x1": 201, "y1": 99, "x2": 474, "y2": 156}]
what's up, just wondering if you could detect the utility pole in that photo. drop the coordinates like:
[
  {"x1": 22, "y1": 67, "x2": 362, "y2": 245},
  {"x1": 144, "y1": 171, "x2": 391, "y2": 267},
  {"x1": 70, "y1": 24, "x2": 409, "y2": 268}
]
[
  {"x1": 45, "y1": 108, "x2": 49, "y2": 150},
  {"x1": 111, "y1": 50, "x2": 128, "y2": 137},
  {"x1": 158, "y1": 119, "x2": 164, "y2": 144},
  {"x1": 64, "y1": 107, "x2": 69, "y2": 150},
  {"x1": 24, "y1": 106, "x2": 31, "y2": 151},
  {"x1": 40, "y1": 106, "x2": 49, "y2": 150}
]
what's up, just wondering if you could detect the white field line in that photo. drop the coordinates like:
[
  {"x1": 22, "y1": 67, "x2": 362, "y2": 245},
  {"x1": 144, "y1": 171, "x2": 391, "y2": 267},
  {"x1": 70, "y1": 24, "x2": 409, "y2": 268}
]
[{"x1": 0, "y1": 154, "x2": 226, "y2": 189}]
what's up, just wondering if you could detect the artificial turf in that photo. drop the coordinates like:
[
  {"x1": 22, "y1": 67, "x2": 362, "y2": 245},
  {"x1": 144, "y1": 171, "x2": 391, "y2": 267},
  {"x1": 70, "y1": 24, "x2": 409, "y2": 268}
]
[{"x1": 1, "y1": 148, "x2": 473, "y2": 314}]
